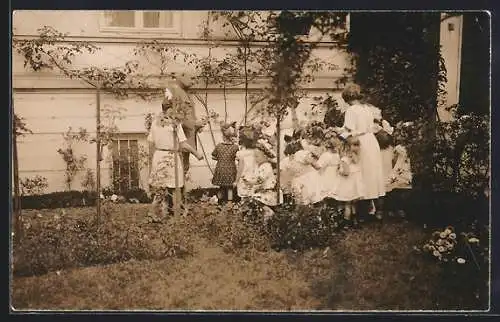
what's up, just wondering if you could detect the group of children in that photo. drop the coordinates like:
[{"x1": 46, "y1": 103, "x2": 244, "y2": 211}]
[
  {"x1": 210, "y1": 110, "x2": 413, "y2": 224},
  {"x1": 211, "y1": 121, "x2": 282, "y2": 207}
]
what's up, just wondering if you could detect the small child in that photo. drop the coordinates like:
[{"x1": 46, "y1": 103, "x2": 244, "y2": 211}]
[
  {"x1": 235, "y1": 126, "x2": 259, "y2": 200},
  {"x1": 334, "y1": 135, "x2": 365, "y2": 227},
  {"x1": 291, "y1": 136, "x2": 324, "y2": 206},
  {"x1": 314, "y1": 130, "x2": 342, "y2": 204},
  {"x1": 385, "y1": 144, "x2": 413, "y2": 217},
  {"x1": 211, "y1": 122, "x2": 239, "y2": 204},
  {"x1": 280, "y1": 135, "x2": 304, "y2": 205},
  {"x1": 249, "y1": 144, "x2": 283, "y2": 207},
  {"x1": 374, "y1": 116, "x2": 395, "y2": 220}
]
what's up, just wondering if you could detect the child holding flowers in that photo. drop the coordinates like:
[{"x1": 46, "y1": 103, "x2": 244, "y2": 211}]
[
  {"x1": 291, "y1": 132, "x2": 324, "y2": 206},
  {"x1": 211, "y1": 121, "x2": 239, "y2": 204},
  {"x1": 247, "y1": 142, "x2": 283, "y2": 207}
]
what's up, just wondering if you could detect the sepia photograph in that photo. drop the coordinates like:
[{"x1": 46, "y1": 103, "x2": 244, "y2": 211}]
[{"x1": 10, "y1": 10, "x2": 491, "y2": 312}]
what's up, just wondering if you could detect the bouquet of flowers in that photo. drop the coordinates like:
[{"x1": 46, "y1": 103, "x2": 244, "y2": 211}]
[
  {"x1": 421, "y1": 226, "x2": 459, "y2": 263},
  {"x1": 303, "y1": 121, "x2": 326, "y2": 146}
]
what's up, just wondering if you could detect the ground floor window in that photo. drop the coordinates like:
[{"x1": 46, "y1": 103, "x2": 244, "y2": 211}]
[{"x1": 111, "y1": 134, "x2": 145, "y2": 194}]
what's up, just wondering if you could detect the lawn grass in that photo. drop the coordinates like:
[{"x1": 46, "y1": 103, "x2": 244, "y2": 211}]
[{"x1": 10, "y1": 203, "x2": 488, "y2": 311}]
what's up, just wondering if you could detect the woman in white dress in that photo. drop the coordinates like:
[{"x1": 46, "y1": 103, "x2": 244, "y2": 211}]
[
  {"x1": 148, "y1": 96, "x2": 204, "y2": 218},
  {"x1": 341, "y1": 84, "x2": 386, "y2": 218}
]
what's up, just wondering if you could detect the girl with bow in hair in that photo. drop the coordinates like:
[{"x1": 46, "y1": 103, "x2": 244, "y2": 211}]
[{"x1": 211, "y1": 121, "x2": 239, "y2": 204}]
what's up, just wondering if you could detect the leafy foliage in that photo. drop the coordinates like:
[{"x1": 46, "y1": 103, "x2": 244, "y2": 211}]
[
  {"x1": 56, "y1": 127, "x2": 89, "y2": 190},
  {"x1": 20, "y1": 175, "x2": 49, "y2": 196},
  {"x1": 13, "y1": 26, "x2": 157, "y2": 100},
  {"x1": 13, "y1": 113, "x2": 32, "y2": 137},
  {"x1": 81, "y1": 169, "x2": 96, "y2": 192}
]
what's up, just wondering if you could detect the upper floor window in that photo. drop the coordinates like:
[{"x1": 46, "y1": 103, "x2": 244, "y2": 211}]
[{"x1": 100, "y1": 10, "x2": 181, "y2": 35}]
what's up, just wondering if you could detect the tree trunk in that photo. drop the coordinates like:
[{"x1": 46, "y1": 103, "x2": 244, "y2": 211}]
[
  {"x1": 422, "y1": 13, "x2": 442, "y2": 191},
  {"x1": 290, "y1": 101, "x2": 300, "y2": 131},
  {"x1": 276, "y1": 116, "x2": 281, "y2": 205}
]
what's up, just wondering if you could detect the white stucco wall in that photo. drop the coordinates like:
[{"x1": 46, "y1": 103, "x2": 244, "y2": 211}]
[{"x1": 12, "y1": 10, "x2": 351, "y2": 193}]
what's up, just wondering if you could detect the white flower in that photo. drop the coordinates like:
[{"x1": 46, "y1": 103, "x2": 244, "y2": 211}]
[
  {"x1": 457, "y1": 258, "x2": 466, "y2": 264},
  {"x1": 436, "y1": 239, "x2": 444, "y2": 246},
  {"x1": 209, "y1": 195, "x2": 218, "y2": 205},
  {"x1": 381, "y1": 120, "x2": 394, "y2": 135},
  {"x1": 164, "y1": 88, "x2": 173, "y2": 100},
  {"x1": 449, "y1": 233, "x2": 457, "y2": 240},
  {"x1": 110, "y1": 194, "x2": 118, "y2": 202},
  {"x1": 439, "y1": 232, "x2": 447, "y2": 239},
  {"x1": 100, "y1": 193, "x2": 105, "y2": 199},
  {"x1": 438, "y1": 246, "x2": 446, "y2": 253},
  {"x1": 468, "y1": 237, "x2": 480, "y2": 244},
  {"x1": 444, "y1": 228, "x2": 452, "y2": 235},
  {"x1": 433, "y1": 250, "x2": 441, "y2": 257},
  {"x1": 402, "y1": 121, "x2": 413, "y2": 127}
]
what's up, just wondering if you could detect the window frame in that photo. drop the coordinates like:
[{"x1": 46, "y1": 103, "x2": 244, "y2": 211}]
[
  {"x1": 99, "y1": 10, "x2": 182, "y2": 36},
  {"x1": 109, "y1": 133, "x2": 147, "y2": 194}
]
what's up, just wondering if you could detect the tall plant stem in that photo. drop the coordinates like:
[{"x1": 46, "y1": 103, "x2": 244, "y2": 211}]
[
  {"x1": 243, "y1": 44, "x2": 249, "y2": 125},
  {"x1": 223, "y1": 82, "x2": 228, "y2": 122},
  {"x1": 95, "y1": 87, "x2": 102, "y2": 230}
]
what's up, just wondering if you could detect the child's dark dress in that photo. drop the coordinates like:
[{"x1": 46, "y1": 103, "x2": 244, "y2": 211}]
[{"x1": 212, "y1": 142, "x2": 239, "y2": 186}]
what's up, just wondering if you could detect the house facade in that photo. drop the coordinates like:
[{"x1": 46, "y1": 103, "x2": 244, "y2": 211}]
[{"x1": 12, "y1": 10, "x2": 464, "y2": 194}]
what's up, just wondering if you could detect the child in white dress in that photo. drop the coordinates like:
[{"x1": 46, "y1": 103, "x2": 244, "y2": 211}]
[
  {"x1": 334, "y1": 135, "x2": 365, "y2": 226},
  {"x1": 249, "y1": 146, "x2": 283, "y2": 207},
  {"x1": 291, "y1": 139, "x2": 324, "y2": 206},
  {"x1": 314, "y1": 132, "x2": 342, "y2": 203},
  {"x1": 385, "y1": 144, "x2": 413, "y2": 217},
  {"x1": 235, "y1": 126, "x2": 259, "y2": 199},
  {"x1": 280, "y1": 138, "x2": 304, "y2": 203}
]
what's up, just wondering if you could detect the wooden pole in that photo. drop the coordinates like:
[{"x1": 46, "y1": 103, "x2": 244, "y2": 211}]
[
  {"x1": 96, "y1": 87, "x2": 101, "y2": 227},
  {"x1": 276, "y1": 113, "x2": 281, "y2": 205},
  {"x1": 12, "y1": 112, "x2": 22, "y2": 243},
  {"x1": 173, "y1": 125, "x2": 180, "y2": 217}
]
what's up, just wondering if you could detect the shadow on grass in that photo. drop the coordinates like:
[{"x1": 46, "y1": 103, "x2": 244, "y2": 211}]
[{"x1": 288, "y1": 219, "x2": 453, "y2": 310}]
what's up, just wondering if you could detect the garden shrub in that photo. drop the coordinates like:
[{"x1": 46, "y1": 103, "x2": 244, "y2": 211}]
[
  {"x1": 393, "y1": 110, "x2": 489, "y2": 228},
  {"x1": 18, "y1": 191, "x2": 98, "y2": 209},
  {"x1": 123, "y1": 188, "x2": 152, "y2": 203},
  {"x1": 18, "y1": 188, "x2": 154, "y2": 209},
  {"x1": 196, "y1": 200, "x2": 271, "y2": 253},
  {"x1": 233, "y1": 198, "x2": 347, "y2": 251},
  {"x1": 12, "y1": 204, "x2": 195, "y2": 277}
]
